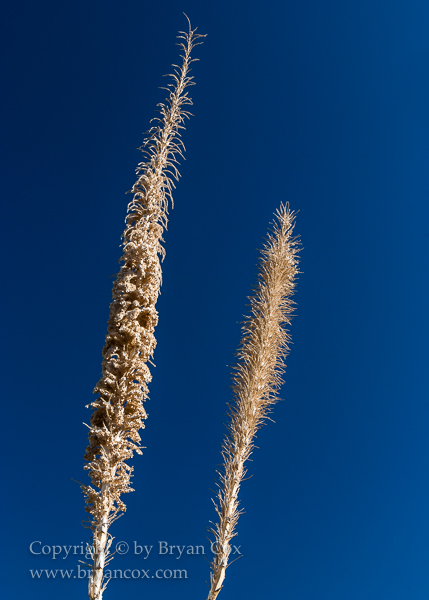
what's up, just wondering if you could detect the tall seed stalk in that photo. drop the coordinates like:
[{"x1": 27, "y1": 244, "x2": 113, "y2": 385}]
[
  {"x1": 207, "y1": 203, "x2": 300, "y2": 600},
  {"x1": 80, "y1": 21, "x2": 204, "y2": 600}
]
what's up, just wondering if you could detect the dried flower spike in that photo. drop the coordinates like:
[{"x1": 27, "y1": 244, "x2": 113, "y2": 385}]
[
  {"x1": 81, "y1": 19, "x2": 205, "y2": 600},
  {"x1": 207, "y1": 203, "x2": 300, "y2": 600}
]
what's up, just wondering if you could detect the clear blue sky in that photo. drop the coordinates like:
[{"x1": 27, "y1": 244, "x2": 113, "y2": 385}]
[{"x1": 2, "y1": 1, "x2": 429, "y2": 599}]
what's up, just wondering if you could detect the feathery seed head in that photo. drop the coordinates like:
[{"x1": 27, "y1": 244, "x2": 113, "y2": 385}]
[
  {"x1": 80, "y1": 20, "x2": 204, "y2": 600},
  {"x1": 207, "y1": 203, "x2": 300, "y2": 600}
]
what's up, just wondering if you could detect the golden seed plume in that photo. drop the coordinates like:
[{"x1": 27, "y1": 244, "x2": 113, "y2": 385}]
[
  {"x1": 80, "y1": 19, "x2": 205, "y2": 600},
  {"x1": 207, "y1": 203, "x2": 301, "y2": 600}
]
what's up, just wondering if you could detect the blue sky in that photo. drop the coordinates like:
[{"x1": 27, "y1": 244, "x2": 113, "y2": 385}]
[{"x1": 2, "y1": 1, "x2": 429, "y2": 598}]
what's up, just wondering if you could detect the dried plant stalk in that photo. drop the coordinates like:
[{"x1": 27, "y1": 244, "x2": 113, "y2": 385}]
[
  {"x1": 81, "y1": 20, "x2": 204, "y2": 600},
  {"x1": 207, "y1": 204, "x2": 300, "y2": 600}
]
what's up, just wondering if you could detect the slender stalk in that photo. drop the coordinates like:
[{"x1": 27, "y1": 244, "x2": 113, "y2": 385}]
[
  {"x1": 207, "y1": 204, "x2": 300, "y2": 600},
  {"x1": 80, "y1": 20, "x2": 204, "y2": 600}
]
